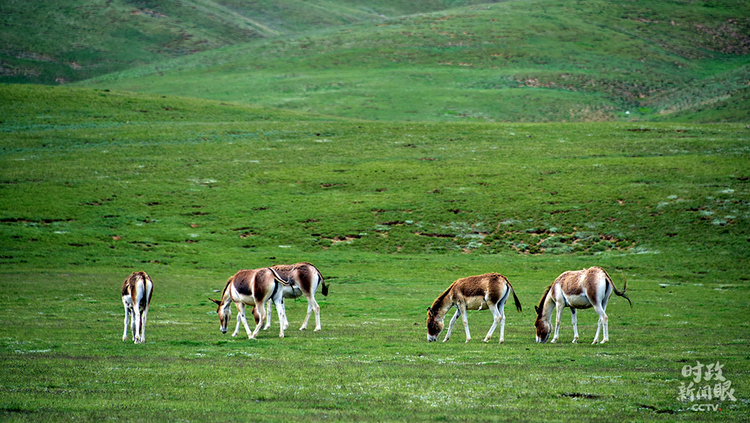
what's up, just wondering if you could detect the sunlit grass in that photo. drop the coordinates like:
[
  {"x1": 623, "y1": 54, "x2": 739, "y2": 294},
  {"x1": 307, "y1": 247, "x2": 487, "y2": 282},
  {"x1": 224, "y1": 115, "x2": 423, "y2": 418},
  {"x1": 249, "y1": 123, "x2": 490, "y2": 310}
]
[{"x1": 0, "y1": 85, "x2": 748, "y2": 421}]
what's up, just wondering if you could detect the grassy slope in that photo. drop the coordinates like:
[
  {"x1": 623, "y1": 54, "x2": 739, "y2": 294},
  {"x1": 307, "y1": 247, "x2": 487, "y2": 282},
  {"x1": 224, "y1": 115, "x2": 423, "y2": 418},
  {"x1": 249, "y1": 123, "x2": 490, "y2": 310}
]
[
  {"x1": 2, "y1": 84, "x2": 748, "y2": 264},
  {"x1": 1, "y1": 85, "x2": 749, "y2": 421},
  {"x1": 0, "y1": 0, "x2": 259, "y2": 84},
  {"x1": 0, "y1": 0, "x2": 491, "y2": 84},
  {"x1": 78, "y1": 0, "x2": 750, "y2": 122}
]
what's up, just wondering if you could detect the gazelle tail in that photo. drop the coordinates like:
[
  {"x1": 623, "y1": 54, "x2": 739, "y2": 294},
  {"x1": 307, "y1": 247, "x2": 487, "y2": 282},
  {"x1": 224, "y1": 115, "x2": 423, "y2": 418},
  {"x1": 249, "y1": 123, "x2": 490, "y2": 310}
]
[
  {"x1": 319, "y1": 271, "x2": 328, "y2": 297},
  {"x1": 310, "y1": 264, "x2": 328, "y2": 296},
  {"x1": 269, "y1": 267, "x2": 291, "y2": 285},
  {"x1": 507, "y1": 281, "x2": 523, "y2": 313},
  {"x1": 605, "y1": 269, "x2": 632, "y2": 307}
]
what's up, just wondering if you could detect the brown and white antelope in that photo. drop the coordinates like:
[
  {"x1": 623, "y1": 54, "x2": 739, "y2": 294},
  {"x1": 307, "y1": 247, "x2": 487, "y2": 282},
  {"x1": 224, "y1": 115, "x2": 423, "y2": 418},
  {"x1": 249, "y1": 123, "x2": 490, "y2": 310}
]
[
  {"x1": 209, "y1": 268, "x2": 288, "y2": 339},
  {"x1": 261, "y1": 262, "x2": 328, "y2": 332},
  {"x1": 534, "y1": 266, "x2": 631, "y2": 344},
  {"x1": 427, "y1": 273, "x2": 522, "y2": 343},
  {"x1": 121, "y1": 271, "x2": 153, "y2": 344}
]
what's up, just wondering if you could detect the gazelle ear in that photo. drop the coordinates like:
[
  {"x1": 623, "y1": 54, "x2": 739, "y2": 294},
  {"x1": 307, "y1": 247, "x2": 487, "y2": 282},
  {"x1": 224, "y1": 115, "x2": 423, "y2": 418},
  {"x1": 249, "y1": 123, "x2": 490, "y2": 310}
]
[
  {"x1": 534, "y1": 305, "x2": 540, "y2": 314},
  {"x1": 208, "y1": 297, "x2": 221, "y2": 305}
]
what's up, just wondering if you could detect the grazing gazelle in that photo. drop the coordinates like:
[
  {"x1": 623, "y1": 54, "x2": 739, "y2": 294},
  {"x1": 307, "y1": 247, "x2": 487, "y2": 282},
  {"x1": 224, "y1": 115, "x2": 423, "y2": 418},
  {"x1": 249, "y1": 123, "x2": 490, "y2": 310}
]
[
  {"x1": 121, "y1": 271, "x2": 153, "y2": 344},
  {"x1": 534, "y1": 266, "x2": 632, "y2": 344},
  {"x1": 260, "y1": 262, "x2": 328, "y2": 332},
  {"x1": 209, "y1": 268, "x2": 288, "y2": 339},
  {"x1": 427, "y1": 273, "x2": 522, "y2": 343}
]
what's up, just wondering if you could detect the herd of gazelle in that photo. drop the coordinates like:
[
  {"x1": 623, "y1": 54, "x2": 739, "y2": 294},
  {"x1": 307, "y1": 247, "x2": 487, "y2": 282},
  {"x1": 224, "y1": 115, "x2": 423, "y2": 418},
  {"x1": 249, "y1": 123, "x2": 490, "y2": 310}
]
[{"x1": 121, "y1": 264, "x2": 630, "y2": 345}]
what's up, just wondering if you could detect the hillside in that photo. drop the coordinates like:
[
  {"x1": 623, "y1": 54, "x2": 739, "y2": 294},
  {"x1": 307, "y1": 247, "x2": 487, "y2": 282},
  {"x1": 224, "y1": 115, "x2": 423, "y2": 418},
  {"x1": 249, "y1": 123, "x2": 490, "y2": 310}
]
[
  {"x1": 78, "y1": 0, "x2": 750, "y2": 122},
  {"x1": 0, "y1": 0, "x2": 492, "y2": 85},
  {"x1": 2, "y1": 84, "x2": 748, "y2": 267}
]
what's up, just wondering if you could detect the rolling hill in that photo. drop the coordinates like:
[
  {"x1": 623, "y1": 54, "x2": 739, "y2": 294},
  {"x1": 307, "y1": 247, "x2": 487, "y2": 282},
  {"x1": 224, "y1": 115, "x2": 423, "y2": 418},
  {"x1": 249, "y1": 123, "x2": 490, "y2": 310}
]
[
  {"x1": 1, "y1": 3, "x2": 749, "y2": 421},
  {"x1": 76, "y1": 0, "x2": 750, "y2": 122},
  {"x1": 0, "y1": 0, "x2": 493, "y2": 84},
  {"x1": 2, "y1": 0, "x2": 749, "y2": 121}
]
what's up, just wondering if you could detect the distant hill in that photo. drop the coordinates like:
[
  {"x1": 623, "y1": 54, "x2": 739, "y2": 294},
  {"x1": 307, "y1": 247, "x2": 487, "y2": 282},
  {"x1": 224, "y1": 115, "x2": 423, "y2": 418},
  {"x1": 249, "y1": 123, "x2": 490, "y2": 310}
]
[
  {"x1": 3, "y1": 0, "x2": 748, "y2": 122},
  {"x1": 0, "y1": 0, "x2": 492, "y2": 84},
  {"x1": 77, "y1": 0, "x2": 750, "y2": 122}
]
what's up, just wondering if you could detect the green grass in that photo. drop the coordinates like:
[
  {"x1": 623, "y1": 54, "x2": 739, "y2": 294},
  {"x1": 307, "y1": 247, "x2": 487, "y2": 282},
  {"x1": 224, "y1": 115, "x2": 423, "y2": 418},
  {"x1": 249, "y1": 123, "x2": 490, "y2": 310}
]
[
  {"x1": 0, "y1": 0, "x2": 494, "y2": 85},
  {"x1": 0, "y1": 257, "x2": 746, "y2": 422},
  {"x1": 5, "y1": 0, "x2": 748, "y2": 122},
  {"x1": 2, "y1": 85, "x2": 747, "y2": 264},
  {"x1": 76, "y1": 0, "x2": 750, "y2": 122},
  {"x1": 0, "y1": 85, "x2": 748, "y2": 421}
]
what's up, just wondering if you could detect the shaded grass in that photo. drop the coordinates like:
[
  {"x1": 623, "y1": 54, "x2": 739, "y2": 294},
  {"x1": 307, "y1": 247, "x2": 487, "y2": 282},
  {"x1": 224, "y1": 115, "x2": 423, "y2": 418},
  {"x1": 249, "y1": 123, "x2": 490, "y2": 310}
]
[
  {"x1": 0, "y1": 0, "x2": 501, "y2": 85},
  {"x1": 78, "y1": 0, "x2": 750, "y2": 122}
]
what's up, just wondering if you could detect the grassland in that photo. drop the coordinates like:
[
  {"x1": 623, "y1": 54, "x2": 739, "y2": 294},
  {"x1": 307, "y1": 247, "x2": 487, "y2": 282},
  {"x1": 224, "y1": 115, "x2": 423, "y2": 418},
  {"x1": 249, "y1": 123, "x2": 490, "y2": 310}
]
[
  {"x1": 78, "y1": 0, "x2": 750, "y2": 122},
  {"x1": 0, "y1": 0, "x2": 494, "y2": 85},
  {"x1": 0, "y1": 84, "x2": 748, "y2": 421},
  {"x1": 2, "y1": 1, "x2": 749, "y2": 421},
  {"x1": 3, "y1": 0, "x2": 748, "y2": 122}
]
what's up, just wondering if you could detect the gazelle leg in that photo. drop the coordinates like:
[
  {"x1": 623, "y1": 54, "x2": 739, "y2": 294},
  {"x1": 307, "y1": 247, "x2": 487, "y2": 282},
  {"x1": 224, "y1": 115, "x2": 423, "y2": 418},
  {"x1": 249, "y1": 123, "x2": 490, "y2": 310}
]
[
  {"x1": 300, "y1": 296, "x2": 320, "y2": 331},
  {"x1": 496, "y1": 296, "x2": 509, "y2": 344},
  {"x1": 604, "y1": 318, "x2": 609, "y2": 343},
  {"x1": 603, "y1": 312, "x2": 609, "y2": 343},
  {"x1": 571, "y1": 309, "x2": 579, "y2": 343},
  {"x1": 458, "y1": 304, "x2": 471, "y2": 343},
  {"x1": 231, "y1": 304, "x2": 242, "y2": 337},
  {"x1": 484, "y1": 302, "x2": 501, "y2": 343},
  {"x1": 237, "y1": 303, "x2": 253, "y2": 339},
  {"x1": 300, "y1": 296, "x2": 321, "y2": 331},
  {"x1": 133, "y1": 301, "x2": 142, "y2": 344},
  {"x1": 280, "y1": 300, "x2": 289, "y2": 330},
  {"x1": 232, "y1": 314, "x2": 242, "y2": 337},
  {"x1": 251, "y1": 301, "x2": 266, "y2": 339},
  {"x1": 602, "y1": 297, "x2": 610, "y2": 343},
  {"x1": 122, "y1": 305, "x2": 130, "y2": 341},
  {"x1": 551, "y1": 303, "x2": 564, "y2": 343},
  {"x1": 264, "y1": 301, "x2": 273, "y2": 330},
  {"x1": 274, "y1": 298, "x2": 286, "y2": 338},
  {"x1": 592, "y1": 318, "x2": 601, "y2": 344},
  {"x1": 311, "y1": 297, "x2": 321, "y2": 331},
  {"x1": 592, "y1": 304, "x2": 608, "y2": 344},
  {"x1": 498, "y1": 303, "x2": 507, "y2": 344},
  {"x1": 130, "y1": 310, "x2": 137, "y2": 341},
  {"x1": 140, "y1": 305, "x2": 149, "y2": 344},
  {"x1": 299, "y1": 298, "x2": 311, "y2": 331},
  {"x1": 444, "y1": 309, "x2": 460, "y2": 342}
]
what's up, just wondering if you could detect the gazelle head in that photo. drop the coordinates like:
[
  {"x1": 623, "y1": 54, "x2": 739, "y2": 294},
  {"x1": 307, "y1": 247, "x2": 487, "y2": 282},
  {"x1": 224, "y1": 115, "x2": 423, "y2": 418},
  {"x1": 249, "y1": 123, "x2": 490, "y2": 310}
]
[
  {"x1": 534, "y1": 305, "x2": 551, "y2": 343},
  {"x1": 426, "y1": 308, "x2": 444, "y2": 342},
  {"x1": 209, "y1": 298, "x2": 230, "y2": 334}
]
